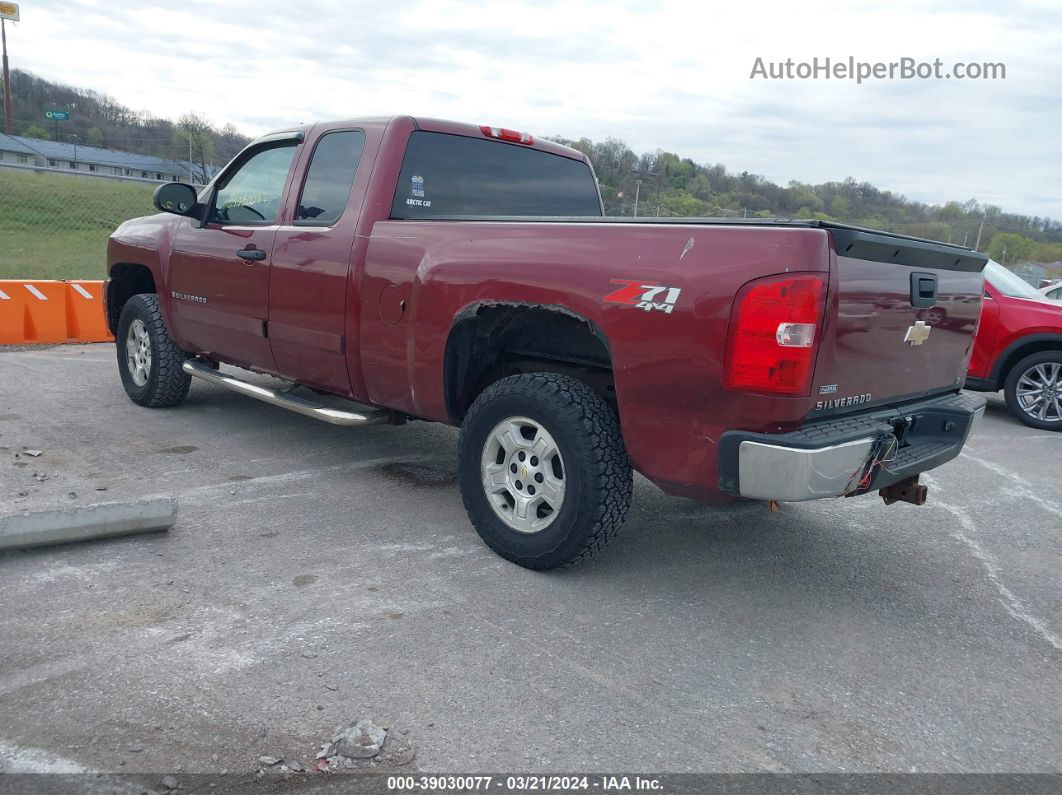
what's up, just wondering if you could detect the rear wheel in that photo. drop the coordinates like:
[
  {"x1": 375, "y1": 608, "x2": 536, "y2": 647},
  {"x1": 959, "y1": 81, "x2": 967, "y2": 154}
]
[
  {"x1": 1003, "y1": 351, "x2": 1062, "y2": 431},
  {"x1": 116, "y1": 293, "x2": 192, "y2": 407},
  {"x1": 458, "y1": 373, "x2": 632, "y2": 569}
]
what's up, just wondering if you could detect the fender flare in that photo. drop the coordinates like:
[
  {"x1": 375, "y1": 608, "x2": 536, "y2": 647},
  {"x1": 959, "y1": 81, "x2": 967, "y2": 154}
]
[{"x1": 443, "y1": 301, "x2": 613, "y2": 422}]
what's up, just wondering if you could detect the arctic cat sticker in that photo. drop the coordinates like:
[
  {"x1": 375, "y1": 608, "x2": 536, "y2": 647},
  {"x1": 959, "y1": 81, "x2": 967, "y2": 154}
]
[
  {"x1": 406, "y1": 175, "x2": 431, "y2": 207},
  {"x1": 603, "y1": 280, "x2": 682, "y2": 314}
]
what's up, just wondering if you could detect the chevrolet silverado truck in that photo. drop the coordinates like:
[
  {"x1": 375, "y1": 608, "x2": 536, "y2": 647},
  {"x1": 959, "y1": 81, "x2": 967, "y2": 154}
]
[{"x1": 105, "y1": 116, "x2": 989, "y2": 569}]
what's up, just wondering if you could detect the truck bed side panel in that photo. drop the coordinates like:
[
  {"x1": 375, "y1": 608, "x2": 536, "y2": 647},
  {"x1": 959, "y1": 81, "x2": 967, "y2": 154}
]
[{"x1": 360, "y1": 221, "x2": 832, "y2": 499}]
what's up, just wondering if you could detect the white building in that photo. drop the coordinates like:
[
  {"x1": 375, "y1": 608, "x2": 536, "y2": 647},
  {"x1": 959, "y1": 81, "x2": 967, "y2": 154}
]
[{"x1": 0, "y1": 133, "x2": 195, "y2": 182}]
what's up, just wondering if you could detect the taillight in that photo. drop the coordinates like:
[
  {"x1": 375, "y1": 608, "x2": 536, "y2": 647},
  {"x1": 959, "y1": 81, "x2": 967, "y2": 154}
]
[
  {"x1": 480, "y1": 125, "x2": 534, "y2": 145},
  {"x1": 724, "y1": 273, "x2": 827, "y2": 396}
]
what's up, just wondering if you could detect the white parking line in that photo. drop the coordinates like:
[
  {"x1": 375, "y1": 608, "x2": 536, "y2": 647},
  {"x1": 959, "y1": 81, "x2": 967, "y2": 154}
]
[
  {"x1": 959, "y1": 451, "x2": 1062, "y2": 519},
  {"x1": 923, "y1": 474, "x2": 1062, "y2": 653},
  {"x1": 0, "y1": 740, "x2": 88, "y2": 773}
]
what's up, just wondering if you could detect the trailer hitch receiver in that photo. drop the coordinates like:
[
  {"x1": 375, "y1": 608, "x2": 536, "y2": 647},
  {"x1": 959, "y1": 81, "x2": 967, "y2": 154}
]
[{"x1": 879, "y1": 476, "x2": 928, "y2": 506}]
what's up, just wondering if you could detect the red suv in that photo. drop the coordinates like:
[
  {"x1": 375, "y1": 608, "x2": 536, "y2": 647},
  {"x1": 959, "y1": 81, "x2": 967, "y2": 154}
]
[{"x1": 966, "y1": 261, "x2": 1062, "y2": 430}]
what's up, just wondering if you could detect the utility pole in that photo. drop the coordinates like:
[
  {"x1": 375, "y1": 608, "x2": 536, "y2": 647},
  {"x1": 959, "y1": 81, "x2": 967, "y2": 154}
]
[
  {"x1": 630, "y1": 168, "x2": 657, "y2": 219},
  {"x1": 1, "y1": 17, "x2": 12, "y2": 136},
  {"x1": 188, "y1": 135, "x2": 194, "y2": 184},
  {"x1": 974, "y1": 213, "x2": 986, "y2": 250}
]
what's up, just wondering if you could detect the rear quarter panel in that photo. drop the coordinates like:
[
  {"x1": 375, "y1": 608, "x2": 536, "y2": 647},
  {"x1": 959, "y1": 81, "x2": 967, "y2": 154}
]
[{"x1": 359, "y1": 221, "x2": 831, "y2": 498}]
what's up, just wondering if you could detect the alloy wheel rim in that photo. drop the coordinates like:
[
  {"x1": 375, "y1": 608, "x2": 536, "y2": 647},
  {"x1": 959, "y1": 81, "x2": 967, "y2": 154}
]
[
  {"x1": 480, "y1": 416, "x2": 566, "y2": 534},
  {"x1": 126, "y1": 319, "x2": 152, "y2": 387},
  {"x1": 1016, "y1": 362, "x2": 1062, "y2": 423}
]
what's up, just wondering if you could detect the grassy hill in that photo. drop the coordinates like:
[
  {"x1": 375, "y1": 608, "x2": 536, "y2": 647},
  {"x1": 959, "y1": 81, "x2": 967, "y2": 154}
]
[{"x1": 0, "y1": 169, "x2": 155, "y2": 280}]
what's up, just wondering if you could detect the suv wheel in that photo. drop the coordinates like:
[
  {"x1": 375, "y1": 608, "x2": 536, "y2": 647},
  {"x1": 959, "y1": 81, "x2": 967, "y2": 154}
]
[
  {"x1": 116, "y1": 293, "x2": 192, "y2": 407},
  {"x1": 1003, "y1": 351, "x2": 1062, "y2": 431},
  {"x1": 458, "y1": 373, "x2": 633, "y2": 569}
]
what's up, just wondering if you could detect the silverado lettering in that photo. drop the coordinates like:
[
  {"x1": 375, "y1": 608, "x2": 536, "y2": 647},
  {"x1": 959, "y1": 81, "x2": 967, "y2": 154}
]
[
  {"x1": 816, "y1": 394, "x2": 873, "y2": 410},
  {"x1": 104, "y1": 115, "x2": 989, "y2": 569}
]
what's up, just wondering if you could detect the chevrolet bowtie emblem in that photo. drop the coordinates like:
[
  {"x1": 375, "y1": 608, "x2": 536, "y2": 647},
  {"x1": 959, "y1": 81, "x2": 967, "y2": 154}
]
[{"x1": 904, "y1": 320, "x2": 932, "y2": 346}]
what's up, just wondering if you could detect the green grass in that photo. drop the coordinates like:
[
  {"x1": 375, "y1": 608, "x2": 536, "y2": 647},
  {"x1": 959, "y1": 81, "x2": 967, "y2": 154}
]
[{"x1": 0, "y1": 169, "x2": 155, "y2": 280}]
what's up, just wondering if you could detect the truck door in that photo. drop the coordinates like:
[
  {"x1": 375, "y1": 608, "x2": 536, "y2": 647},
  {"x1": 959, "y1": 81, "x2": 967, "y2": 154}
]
[
  {"x1": 268, "y1": 129, "x2": 367, "y2": 395},
  {"x1": 169, "y1": 138, "x2": 299, "y2": 372}
]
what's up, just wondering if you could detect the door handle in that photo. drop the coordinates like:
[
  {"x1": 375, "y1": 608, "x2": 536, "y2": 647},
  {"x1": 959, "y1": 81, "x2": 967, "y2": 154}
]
[
  {"x1": 237, "y1": 247, "x2": 267, "y2": 261},
  {"x1": 909, "y1": 271, "x2": 938, "y2": 308}
]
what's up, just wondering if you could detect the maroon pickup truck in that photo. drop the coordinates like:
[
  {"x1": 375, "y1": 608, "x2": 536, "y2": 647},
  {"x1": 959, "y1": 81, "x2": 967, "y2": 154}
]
[{"x1": 106, "y1": 116, "x2": 988, "y2": 569}]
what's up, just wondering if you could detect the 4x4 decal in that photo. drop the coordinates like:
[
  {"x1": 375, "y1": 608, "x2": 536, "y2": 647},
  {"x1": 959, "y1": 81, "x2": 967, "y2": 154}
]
[{"x1": 603, "y1": 280, "x2": 683, "y2": 314}]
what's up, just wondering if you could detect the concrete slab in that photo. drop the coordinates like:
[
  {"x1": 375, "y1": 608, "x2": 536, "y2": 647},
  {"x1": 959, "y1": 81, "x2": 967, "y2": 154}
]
[{"x1": 0, "y1": 498, "x2": 176, "y2": 550}]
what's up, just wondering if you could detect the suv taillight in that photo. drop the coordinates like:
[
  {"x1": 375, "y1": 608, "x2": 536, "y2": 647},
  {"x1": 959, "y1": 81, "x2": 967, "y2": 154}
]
[{"x1": 723, "y1": 273, "x2": 827, "y2": 396}]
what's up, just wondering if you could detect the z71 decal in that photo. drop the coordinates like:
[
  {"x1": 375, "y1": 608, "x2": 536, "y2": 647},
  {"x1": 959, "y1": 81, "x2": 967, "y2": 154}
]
[{"x1": 603, "y1": 280, "x2": 683, "y2": 314}]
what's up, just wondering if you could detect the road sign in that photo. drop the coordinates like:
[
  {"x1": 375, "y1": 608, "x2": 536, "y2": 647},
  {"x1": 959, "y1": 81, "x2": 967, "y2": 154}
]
[
  {"x1": 44, "y1": 110, "x2": 69, "y2": 121},
  {"x1": 0, "y1": 2, "x2": 19, "y2": 22}
]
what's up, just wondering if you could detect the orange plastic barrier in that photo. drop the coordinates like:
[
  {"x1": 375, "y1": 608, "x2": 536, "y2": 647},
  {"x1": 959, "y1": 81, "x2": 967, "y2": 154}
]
[{"x1": 0, "y1": 280, "x2": 114, "y2": 345}]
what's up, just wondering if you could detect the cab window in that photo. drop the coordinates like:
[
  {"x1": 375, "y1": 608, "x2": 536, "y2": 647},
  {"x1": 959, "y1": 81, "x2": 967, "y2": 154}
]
[
  {"x1": 295, "y1": 131, "x2": 366, "y2": 225},
  {"x1": 391, "y1": 131, "x2": 601, "y2": 219}
]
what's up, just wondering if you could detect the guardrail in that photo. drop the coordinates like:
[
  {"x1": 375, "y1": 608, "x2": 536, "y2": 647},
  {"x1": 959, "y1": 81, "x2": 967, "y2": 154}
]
[{"x1": 0, "y1": 280, "x2": 113, "y2": 344}]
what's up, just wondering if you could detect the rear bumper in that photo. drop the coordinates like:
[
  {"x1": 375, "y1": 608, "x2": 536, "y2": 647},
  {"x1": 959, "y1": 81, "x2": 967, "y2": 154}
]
[{"x1": 718, "y1": 392, "x2": 986, "y2": 502}]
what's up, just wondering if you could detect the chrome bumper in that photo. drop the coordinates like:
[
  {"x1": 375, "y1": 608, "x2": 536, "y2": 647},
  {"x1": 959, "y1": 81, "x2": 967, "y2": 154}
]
[
  {"x1": 719, "y1": 392, "x2": 988, "y2": 502},
  {"x1": 738, "y1": 438, "x2": 875, "y2": 501}
]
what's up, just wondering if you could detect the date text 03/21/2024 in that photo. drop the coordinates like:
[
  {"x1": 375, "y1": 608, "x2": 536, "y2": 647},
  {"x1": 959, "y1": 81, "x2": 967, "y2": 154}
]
[{"x1": 386, "y1": 775, "x2": 664, "y2": 791}]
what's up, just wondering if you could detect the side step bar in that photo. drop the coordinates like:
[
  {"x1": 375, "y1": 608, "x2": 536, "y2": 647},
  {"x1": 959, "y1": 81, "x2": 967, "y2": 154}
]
[{"x1": 182, "y1": 359, "x2": 391, "y2": 426}]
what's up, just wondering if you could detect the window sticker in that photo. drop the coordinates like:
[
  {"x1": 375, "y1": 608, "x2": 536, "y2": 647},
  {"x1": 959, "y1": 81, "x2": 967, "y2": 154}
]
[{"x1": 406, "y1": 175, "x2": 431, "y2": 208}]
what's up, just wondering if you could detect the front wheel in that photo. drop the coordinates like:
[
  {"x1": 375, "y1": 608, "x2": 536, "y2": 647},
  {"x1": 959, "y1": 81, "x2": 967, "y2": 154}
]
[
  {"x1": 1003, "y1": 351, "x2": 1062, "y2": 430},
  {"x1": 116, "y1": 293, "x2": 191, "y2": 408},
  {"x1": 457, "y1": 373, "x2": 633, "y2": 570}
]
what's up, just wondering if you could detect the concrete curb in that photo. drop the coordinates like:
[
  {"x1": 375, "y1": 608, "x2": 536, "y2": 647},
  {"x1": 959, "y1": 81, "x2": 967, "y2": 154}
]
[{"x1": 0, "y1": 499, "x2": 177, "y2": 551}]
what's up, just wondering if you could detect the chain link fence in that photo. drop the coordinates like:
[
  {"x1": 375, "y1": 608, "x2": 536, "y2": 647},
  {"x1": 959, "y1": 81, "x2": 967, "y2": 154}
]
[{"x1": 0, "y1": 165, "x2": 158, "y2": 281}]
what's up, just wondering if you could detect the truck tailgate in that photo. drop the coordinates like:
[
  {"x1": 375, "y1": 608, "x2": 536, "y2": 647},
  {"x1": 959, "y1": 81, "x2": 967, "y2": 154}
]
[{"x1": 812, "y1": 226, "x2": 988, "y2": 415}]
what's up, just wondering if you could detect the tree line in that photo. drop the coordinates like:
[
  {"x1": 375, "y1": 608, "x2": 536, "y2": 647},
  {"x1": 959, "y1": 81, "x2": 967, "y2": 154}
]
[
  {"x1": 5, "y1": 69, "x2": 250, "y2": 183},
  {"x1": 3, "y1": 68, "x2": 1058, "y2": 263},
  {"x1": 552, "y1": 135, "x2": 1062, "y2": 264}
]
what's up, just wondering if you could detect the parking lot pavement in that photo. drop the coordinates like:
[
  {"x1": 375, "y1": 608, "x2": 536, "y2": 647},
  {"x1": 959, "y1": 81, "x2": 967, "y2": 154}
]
[{"x1": 1, "y1": 343, "x2": 1060, "y2": 778}]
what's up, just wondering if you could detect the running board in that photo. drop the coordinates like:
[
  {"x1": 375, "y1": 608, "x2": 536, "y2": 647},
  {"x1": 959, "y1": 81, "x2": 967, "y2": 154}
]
[{"x1": 182, "y1": 359, "x2": 391, "y2": 426}]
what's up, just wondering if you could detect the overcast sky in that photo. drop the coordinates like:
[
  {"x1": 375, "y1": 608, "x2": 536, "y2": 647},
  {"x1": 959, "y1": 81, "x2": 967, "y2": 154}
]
[{"x1": 7, "y1": 0, "x2": 1061, "y2": 218}]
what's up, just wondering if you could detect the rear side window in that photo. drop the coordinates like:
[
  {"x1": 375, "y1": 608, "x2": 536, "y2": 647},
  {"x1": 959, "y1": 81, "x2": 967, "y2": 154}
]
[
  {"x1": 295, "y1": 130, "x2": 366, "y2": 225},
  {"x1": 391, "y1": 131, "x2": 601, "y2": 219}
]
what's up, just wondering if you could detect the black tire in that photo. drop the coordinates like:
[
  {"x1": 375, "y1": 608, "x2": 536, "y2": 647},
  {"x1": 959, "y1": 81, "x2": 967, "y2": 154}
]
[
  {"x1": 116, "y1": 293, "x2": 192, "y2": 408},
  {"x1": 458, "y1": 373, "x2": 633, "y2": 570},
  {"x1": 1003, "y1": 351, "x2": 1062, "y2": 431}
]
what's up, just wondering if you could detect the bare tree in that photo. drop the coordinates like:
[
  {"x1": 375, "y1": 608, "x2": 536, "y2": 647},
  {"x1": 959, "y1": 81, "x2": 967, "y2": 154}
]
[{"x1": 176, "y1": 112, "x2": 217, "y2": 184}]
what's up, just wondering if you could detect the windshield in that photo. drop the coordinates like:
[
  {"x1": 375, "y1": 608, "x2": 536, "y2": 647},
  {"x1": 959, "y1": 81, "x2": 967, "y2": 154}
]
[{"x1": 983, "y1": 260, "x2": 1044, "y2": 300}]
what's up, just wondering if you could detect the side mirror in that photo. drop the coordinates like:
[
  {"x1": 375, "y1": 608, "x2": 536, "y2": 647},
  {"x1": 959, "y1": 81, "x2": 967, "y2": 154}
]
[{"x1": 153, "y1": 182, "x2": 199, "y2": 217}]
